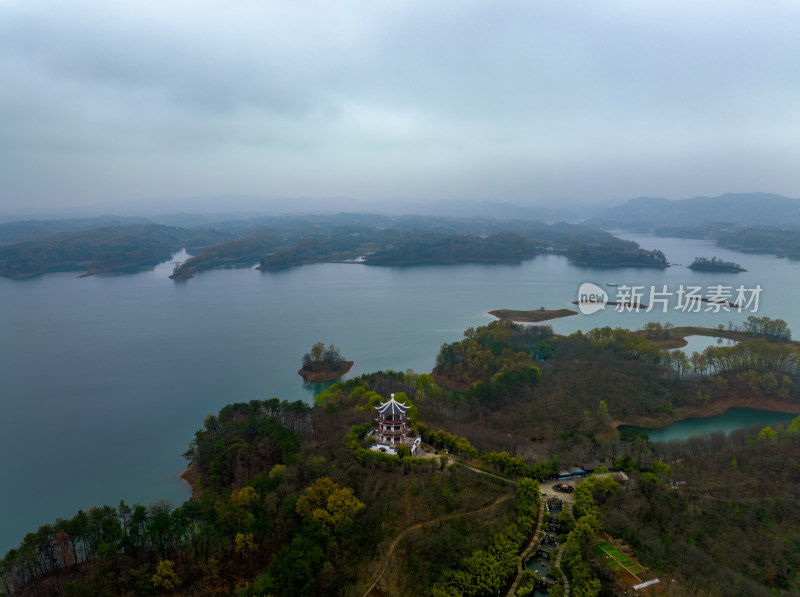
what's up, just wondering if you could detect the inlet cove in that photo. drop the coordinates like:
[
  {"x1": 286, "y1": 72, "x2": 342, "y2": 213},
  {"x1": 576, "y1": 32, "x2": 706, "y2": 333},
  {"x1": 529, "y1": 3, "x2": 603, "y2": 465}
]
[
  {"x1": 622, "y1": 407, "x2": 799, "y2": 444},
  {"x1": 2, "y1": 232, "x2": 800, "y2": 596}
]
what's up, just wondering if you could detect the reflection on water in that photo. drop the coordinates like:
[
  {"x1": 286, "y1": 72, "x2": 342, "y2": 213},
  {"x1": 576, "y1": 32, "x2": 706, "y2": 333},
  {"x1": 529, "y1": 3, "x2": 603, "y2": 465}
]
[
  {"x1": 625, "y1": 408, "x2": 797, "y2": 443},
  {"x1": 670, "y1": 334, "x2": 738, "y2": 355},
  {"x1": 2, "y1": 235, "x2": 798, "y2": 555},
  {"x1": 302, "y1": 379, "x2": 338, "y2": 399}
]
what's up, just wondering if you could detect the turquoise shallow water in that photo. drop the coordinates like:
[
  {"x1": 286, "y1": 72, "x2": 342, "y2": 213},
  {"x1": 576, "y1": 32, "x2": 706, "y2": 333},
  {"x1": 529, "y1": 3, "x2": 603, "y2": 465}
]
[
  {"x1": 1, "y1": 233, "x2": 798, "y2": 553},
  {"x1": 626, "y1": 408, "x2": 798, "y2": 443}
]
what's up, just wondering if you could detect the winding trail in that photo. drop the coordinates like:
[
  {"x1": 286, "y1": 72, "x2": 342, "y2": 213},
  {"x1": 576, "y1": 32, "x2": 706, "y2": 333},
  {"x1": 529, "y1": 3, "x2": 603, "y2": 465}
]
[
  {"x1": 360, "y1": 493, "x2": 514, "y2": 597},
  {"x1": 361, "y1": 461, "x2": 553, "y2": 597},
  {"x1": 504, "y1": 498, "x2": 545, "y2": 596}
]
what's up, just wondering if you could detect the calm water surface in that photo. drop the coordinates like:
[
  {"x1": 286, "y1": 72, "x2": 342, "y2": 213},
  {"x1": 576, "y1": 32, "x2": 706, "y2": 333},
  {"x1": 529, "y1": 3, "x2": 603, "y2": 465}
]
[
  {"x1": 628, "y1": 408, "x2": 798, "y2": 443},
  {"x1": 1, "y1": 234, "x2": 798, "y2": 552},
  {"x1": 671, "y1": 335, "x2": 738, "y2": 354}
]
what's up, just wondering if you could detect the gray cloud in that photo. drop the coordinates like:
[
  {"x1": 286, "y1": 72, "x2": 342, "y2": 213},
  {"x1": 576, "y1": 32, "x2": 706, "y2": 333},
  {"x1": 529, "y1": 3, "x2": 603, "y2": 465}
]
[{"x1": 1, "y1": 0, "x2": 799, "y2": 211}]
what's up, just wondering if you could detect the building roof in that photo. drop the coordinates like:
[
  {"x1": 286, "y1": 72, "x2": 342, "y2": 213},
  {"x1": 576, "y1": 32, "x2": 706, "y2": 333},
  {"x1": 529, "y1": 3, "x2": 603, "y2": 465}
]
[
  {"x1": 582, "y1": 459, "x2": 613, "y2": 471},
  {"x1": 375, "y1": 394, "x2": 410, "y2": 416}
]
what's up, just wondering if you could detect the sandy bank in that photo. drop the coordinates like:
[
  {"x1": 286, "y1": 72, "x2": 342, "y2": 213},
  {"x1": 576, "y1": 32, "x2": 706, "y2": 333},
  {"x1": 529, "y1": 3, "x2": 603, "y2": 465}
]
[{"x1": 489, "y1": 308, "x2": 578, "y2": 323}]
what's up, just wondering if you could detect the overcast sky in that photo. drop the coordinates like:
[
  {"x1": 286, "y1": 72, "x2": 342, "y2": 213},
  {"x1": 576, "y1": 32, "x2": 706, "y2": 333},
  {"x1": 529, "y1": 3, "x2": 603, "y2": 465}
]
[{"x1": 1, "y1": 0, "x2": 799, "y2": 213}]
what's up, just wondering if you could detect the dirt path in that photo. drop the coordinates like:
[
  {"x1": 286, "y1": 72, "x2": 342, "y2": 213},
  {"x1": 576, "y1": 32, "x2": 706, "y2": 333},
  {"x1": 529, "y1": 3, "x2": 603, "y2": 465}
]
[
  {"x1": 361, "y1": 460, "x2": 566, "y2": 597},
  {"x1": 361, "y1": 493, "x2": 513, "y2": 597},
  {"x1": 455, "y1": 461, "x2": 518, "y2": 485}
]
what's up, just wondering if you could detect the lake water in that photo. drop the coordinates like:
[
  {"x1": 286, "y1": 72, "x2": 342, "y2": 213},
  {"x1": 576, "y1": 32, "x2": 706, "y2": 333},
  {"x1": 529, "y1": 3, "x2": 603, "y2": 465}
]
[
  {"x1": 627, "y1": 408, "x2": 798, "y2": 443},
  {"x1": 1, "y1": 233, "x2": 798, "y2": 553},
  {"x1": 672, "y1": 335, "x2": 738, "y2": 354}
]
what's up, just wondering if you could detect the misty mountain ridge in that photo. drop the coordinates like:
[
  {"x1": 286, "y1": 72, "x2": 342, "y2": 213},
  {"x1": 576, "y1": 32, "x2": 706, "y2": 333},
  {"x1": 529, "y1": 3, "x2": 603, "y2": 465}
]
[
  {"x1": 0, "y1": 211, "x2": 611, "y2": 246},
  {"x1": 586, "y1": 192, "x2": 800, "y2": 230},
  {"x1": 0, "y1": 195, "x2": 608, "y2": 226}
]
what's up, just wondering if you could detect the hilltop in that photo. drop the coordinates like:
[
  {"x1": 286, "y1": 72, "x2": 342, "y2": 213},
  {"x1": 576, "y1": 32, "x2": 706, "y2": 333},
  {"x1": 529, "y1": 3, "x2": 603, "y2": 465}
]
[{"x1": 585, "y1": 192, "x2": 800, "y2": 231}]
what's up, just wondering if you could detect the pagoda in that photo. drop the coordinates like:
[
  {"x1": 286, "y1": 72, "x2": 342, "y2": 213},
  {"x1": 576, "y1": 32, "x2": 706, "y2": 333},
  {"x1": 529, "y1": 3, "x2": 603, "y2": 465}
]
[{"x1": 369, "y1": 394, "x2": 421, "y2": 455}]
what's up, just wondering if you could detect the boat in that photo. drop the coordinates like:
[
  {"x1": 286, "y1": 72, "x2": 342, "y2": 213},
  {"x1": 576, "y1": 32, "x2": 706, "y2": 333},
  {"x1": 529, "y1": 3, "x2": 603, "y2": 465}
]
[{"x1": 606, "y1": 282, "x2": 618, "y2": 287}]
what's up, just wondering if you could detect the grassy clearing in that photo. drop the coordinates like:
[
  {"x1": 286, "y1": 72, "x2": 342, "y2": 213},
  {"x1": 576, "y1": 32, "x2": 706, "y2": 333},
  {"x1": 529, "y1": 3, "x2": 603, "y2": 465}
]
[{"x1": 594, "y1": 541, "x2": 646, "y2": 576}]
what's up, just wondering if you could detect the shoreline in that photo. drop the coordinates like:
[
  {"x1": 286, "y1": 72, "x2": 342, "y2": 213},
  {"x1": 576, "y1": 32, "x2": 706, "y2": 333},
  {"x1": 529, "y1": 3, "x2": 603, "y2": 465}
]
[
  {"x1": 179, "y1": 460, "x2": 202, "y2": 500},
  {"x1": 571, "y1": 300, "x2": 649, "y2": 310},
  {"x1": 634, "y1": 326, "x2": 754, "y2": 350},
  {"x1": 489, "y1": 308, "x2": 578, "y2": 323},
  {"x1": 568, "y1": 261, "x2": 669, "y2": 269},
  {"x1": 615, "y1": 395, "x2": 800, "y2": 431},
  {"x1": 298, "y1": 360, "x2": 354, "y2": 382}
]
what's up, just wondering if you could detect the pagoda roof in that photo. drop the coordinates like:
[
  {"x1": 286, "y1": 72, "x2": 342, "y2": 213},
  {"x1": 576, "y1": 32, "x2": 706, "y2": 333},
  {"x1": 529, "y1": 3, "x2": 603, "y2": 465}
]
[{"x1": 376, "y1": 394, "x2": 410, "y2": 415}]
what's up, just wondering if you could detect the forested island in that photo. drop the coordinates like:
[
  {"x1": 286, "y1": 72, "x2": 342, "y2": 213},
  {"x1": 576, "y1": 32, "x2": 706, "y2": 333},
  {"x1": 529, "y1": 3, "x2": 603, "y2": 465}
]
[
  {"x1": 0, "y1": 224, "x2": 231, "y2": 278},
  {"x1": 298, "y1": 342, "x2": 354, "y2": 382},
  {"x1": 566, "y1": 242, "x2": 668, "y2": 268},
  {"x1": 161, "y1": 215, "x2": 639, "y2": 277},
  {"x1": 174, "y1": 214, "x2": 633, "y2": 277},
  {"x1": 688, "y1": 256, "x2": 746, "y2": 272},
  {"x1": 0, "y1": 213, "x2": 676, "y2": 280},
  {"x1": 4, "y1": 315, "x2": 800, "y2": 595}
]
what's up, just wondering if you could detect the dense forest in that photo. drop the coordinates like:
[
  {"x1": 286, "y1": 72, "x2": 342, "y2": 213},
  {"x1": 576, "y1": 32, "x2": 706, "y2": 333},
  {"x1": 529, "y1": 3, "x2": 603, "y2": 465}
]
[
  {"x1": 655, "y1": 224, "x2": 800, "y2": 261},
  {"x1": 159, "y1": 215, "x2": 635, "y2": 278},
  {"x1": 716, "y1": 227, "x2": 800, "y2": 259},
  {"x1": 654, "y1": 224, "x2": 800, "y2": 260},
  {"x1": 688, "y1": 256, "x2": 746, "y2": 272},
  {"x1": 365, "y1": 232, "x2": 545, "y2": 265},
  {"x1": 3, "y1": 316, "x2": 800, "y2": 596},
  {"x1": 0, "y1": 216, "x2": 154, "y2": 244},
  {"x1": 0, "y1": 225, "x2": 231, "y2": 278},
  {"x1": 171, "y1": 233, "x2": 282, "y2": 279},
  {"x1": 565, "y1": 242, "x2": 668, "y2": 268},
  {"x1": 0, "y1": 213, "x2": 670, "y2": 280}
]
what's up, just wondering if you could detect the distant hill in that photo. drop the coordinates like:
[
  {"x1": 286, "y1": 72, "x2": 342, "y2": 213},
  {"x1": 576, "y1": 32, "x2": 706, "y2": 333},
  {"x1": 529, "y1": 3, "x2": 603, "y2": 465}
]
[
  {"x1": 0, "y1": 216, "x2": 151, "y2": 244},
  {"x1": 585, "y1": 193, "x2": 800, "y2": 230},
  {"x1": 0, "y1": 224, "x2": 232, "y2": 278}
]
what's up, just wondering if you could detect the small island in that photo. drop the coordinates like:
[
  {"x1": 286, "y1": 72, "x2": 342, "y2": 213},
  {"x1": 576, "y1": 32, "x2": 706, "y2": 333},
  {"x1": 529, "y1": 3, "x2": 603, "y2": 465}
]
[
  {"x1": 566, "y1": 243, "x2": 669, "y2": 268},
  {"x1": 298, "y1": 342, "x2": 354, "y2": 382},
  {"x1": 489, "y1": 308, "x2": 578, "y2": 323},
  {"x1": 688, "y1": 256, "x2": 746, "y2": 272}
]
